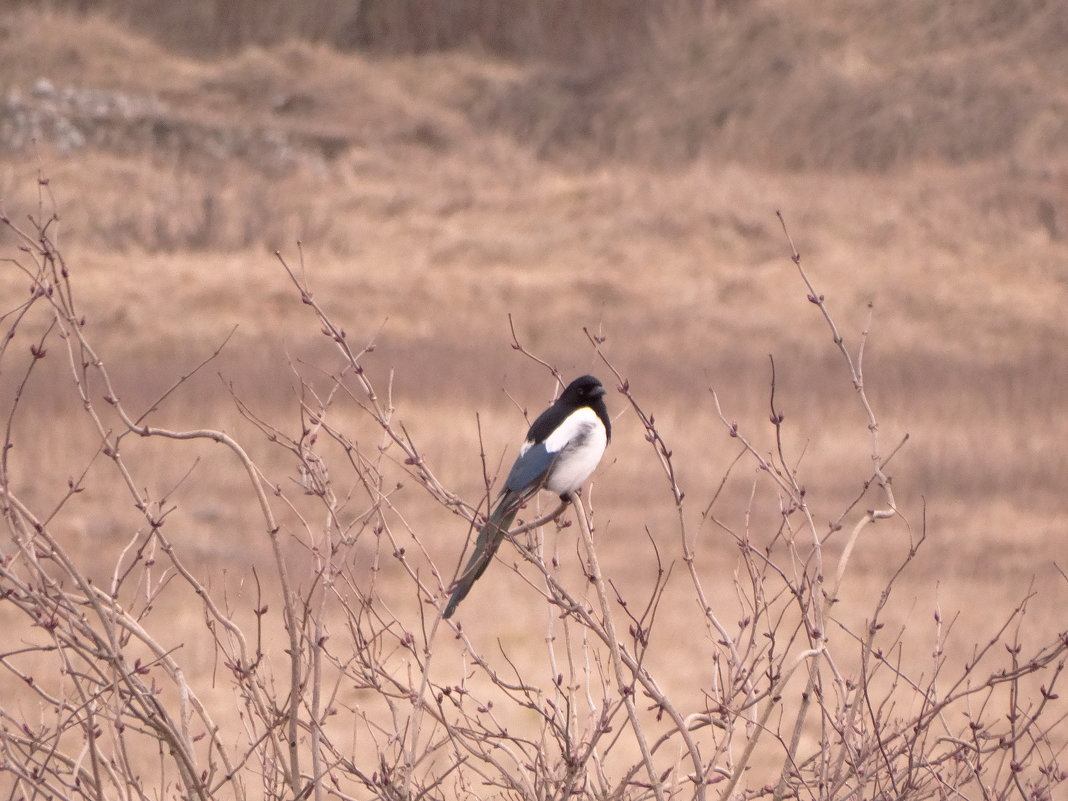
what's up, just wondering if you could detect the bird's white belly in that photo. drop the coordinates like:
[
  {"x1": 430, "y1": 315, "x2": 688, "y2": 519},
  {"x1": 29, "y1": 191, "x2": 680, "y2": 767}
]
[{"x1": 542, "y1": 408, "x2": 608, "y2": 496}]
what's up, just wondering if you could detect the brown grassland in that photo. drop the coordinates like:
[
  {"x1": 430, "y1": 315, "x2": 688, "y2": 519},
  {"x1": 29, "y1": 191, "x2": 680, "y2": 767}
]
[{"x1": 1, "y1": 2, "x2": 1067, "y2": 800}]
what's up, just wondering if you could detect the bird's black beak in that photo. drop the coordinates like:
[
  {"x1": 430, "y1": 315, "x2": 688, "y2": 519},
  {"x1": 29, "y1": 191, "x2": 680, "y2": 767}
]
[{"x1": 591, "y1": 385, "x2": 607, "y2": 397}]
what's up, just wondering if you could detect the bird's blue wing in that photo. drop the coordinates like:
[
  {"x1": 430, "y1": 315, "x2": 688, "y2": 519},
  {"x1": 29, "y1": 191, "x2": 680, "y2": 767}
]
[{"x1": 503, "y1": 442, "x2": 556, "y2": 493}]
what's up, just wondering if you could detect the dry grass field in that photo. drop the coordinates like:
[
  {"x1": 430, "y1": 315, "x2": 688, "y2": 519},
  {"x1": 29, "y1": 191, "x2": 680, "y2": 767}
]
[{"x1": 1, "y1": 2, "x2": 1066, "y2": 799}]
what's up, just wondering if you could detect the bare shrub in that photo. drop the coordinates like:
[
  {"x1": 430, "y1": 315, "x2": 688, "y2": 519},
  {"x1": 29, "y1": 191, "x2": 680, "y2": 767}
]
[{"x1": 1, "y1": 179, "x2": 1065, "y2": 801}]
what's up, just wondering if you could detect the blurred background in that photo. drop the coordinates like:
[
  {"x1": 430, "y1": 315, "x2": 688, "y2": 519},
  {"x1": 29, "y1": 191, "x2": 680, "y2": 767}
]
[{"x1": 0, "y1": 0, "x2": 1065, "y2": 659}]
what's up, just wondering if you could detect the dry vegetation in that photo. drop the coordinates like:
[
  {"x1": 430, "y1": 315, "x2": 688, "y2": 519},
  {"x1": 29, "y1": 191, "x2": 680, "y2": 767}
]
[{"x1": 1, "y1": 2, "x2": 1067, "y2": 799}]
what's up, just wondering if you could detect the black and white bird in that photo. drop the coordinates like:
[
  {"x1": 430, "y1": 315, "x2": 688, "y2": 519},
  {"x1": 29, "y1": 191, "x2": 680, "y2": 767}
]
[{"x1": 443, "y1": 374, "x2": 611, "y2": 619}]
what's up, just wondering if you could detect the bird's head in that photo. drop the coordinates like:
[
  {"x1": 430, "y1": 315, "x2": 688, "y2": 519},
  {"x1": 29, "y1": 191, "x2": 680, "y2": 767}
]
[{"x1": 559, "y1": 374, "x2": 607, "y2": 407}]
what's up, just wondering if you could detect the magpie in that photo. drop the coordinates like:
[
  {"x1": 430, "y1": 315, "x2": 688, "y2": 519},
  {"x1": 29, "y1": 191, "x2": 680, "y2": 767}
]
[{"x1": 443, "y1": 374, "x2": 611, "y2": 619}]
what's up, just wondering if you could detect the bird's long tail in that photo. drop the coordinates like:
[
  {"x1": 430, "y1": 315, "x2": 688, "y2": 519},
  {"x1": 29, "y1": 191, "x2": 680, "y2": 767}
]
[{"x1": 443, "y1": 491, "x2": 522, "y2": 618}]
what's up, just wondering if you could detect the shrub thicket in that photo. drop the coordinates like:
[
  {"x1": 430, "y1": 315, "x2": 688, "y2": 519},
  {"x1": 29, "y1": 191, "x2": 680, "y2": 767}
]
[{"x1": 1, "y1": 182, "x2": 1065, "y2": 801}]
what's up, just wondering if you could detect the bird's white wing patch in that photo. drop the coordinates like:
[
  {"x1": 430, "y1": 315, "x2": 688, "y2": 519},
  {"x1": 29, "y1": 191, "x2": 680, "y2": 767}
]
[{"x1": 542, "y1": 407, "x2": 608, "y2": 497}]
